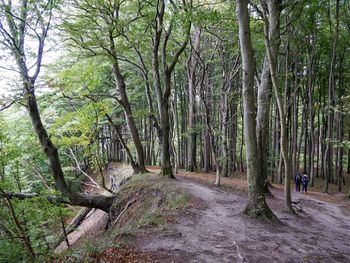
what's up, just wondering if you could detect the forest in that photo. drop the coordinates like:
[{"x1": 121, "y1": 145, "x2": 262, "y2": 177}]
[{"x1": 0, "y1": 0, "x2": 350, "y2": 262}]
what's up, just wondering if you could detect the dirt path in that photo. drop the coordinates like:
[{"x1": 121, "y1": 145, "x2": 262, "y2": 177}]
[
  {"x1": 54, "y1": 165, "x2": 350, "y2": 262},
  {"x1": 139, "y1": 177, "x2": 350, "y2": 263}
]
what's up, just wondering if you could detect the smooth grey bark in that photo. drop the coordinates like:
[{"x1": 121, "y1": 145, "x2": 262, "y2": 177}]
[
  {"x1": 187, "y1": 27, "x2": 201, "y2": 172},
  {"x1": 237, "y1": 0, "x2": 275, "y2": 219},
  {"x1": 220, "y1": 55, "x2": 240, "y2": 177},
  {"x1": 291, "y1": 51, "x2": 299, "y2": 179},
  {"x1": 111, "y1": 60, "x2": 147, "y2": 173},
  {"x1": 203, "y1": 103, "x2": 212, "y2": 173},
  {"x1": 200, "y1": 76, "x2": 221, "y2": 186},
  {"x1": 229, "y1": 102, "x2": 238, "y2": 174},
  {"x1": 152, "y1": 0, "x2": 191, "y2": 178},
  {"x1": 256, "y1": 0, "x2": 281, "y2": 190},
  {"x1": 262, "y1": 0, "x2": 293, "y2": 211},
  {"x1": 220, "y1": 86, "x2": 229, "y2": 177},
  {"x1": 336, "y1": 112, "x2": 343, "y2": 192},
  {"x1": 256, "y1": 56, "x2": 271, "y2": 184},
  {"x1": 324, "y1": 0, "x2": 340, "y2": 192},
  {"x1": 306, "y1": 50, "x2": 316, "y2": 186}
]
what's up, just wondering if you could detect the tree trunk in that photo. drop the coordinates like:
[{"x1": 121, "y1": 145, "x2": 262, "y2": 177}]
[
  {"x1": 307, "y1": 56, "x2": 316, "y2": 186},
  {"x1": 256, "y1": 56, "x2": 271, "y2": 185},
  {"x1": 187, "y1": 28, "x2": 201, "y2": 171},
  {"x1": 240, "y1": 105, "x2": 245, "y2": 173},
  {"x1": 256, "y1": 0, "x2": 281, "y2": 191},
  {"x1": 336, "y1": 112, "x2": 343, "y2": 192},
  {"x1": 112, "y1": 62, "x2": 147, "y2": 173},
  {"x1": 262, "y1": 0, "x2": 293, "y2": 211},
  {"x1": 151, "y1": 0, "x2": 190, "y2": 178},
  {"x1": 324, "y1": 0, "x2": 340, "y2": 192},
  {"x1": 26, "y1": 84, "x2": 115, "y2": 212},
  {"x1": 220, "y1": 84, "x2": 229, "y2": 177},
  {"x1": 237, "y1": 0, "x2": 275, "y2": 219}
]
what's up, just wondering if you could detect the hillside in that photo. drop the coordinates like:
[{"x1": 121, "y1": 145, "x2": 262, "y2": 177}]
[{"x1": 53, "y1": 166, "x2": 350, "y2": 263}]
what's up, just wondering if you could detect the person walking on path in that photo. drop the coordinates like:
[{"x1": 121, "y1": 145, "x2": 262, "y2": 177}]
[
  {"x1": 302, "y1": 174, "x2": 309, "y2": 193},
  {"x1": 295, "y1": 172, "x2": 302, "y2": 192}
]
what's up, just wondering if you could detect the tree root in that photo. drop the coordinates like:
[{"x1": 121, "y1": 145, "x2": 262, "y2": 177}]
[{"x1": 113, "y1": 199, "x2": 137, "y2": 225}]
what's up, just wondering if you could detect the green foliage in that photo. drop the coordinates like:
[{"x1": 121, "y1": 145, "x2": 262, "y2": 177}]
[
  {"x1": 0, "y1": 189, "x2": 70, "y2": 262},
  {"x1": 0, "y1": 109, "x2": 72, "y2": 262}
]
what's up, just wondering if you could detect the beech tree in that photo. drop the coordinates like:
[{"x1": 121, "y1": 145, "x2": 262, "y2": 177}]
[
  {"x1": 151, "y1": 0, "x2": 192, "y2": 177},
  {"x1": 0, "y1": 0, "x2": 115, "y2": 212},
  {"x1": 236, "y1": 0, "x2": 275, "y2": 219},
  {"x1": 186, "y1": 27, "x2": 201, "y2": 172},
  {"x1": 62, "y1": 0, "x2": 148, "y2": 174},
  {"x1": 261, "y1": 0, "x2": 293, "y2": 210}
]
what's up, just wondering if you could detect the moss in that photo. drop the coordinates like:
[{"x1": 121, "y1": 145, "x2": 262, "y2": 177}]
[
  {"x1": 166, "y1": 192, "x2": 190, "y2": 210},
  {"x1": 138, "y1": 209, "x2": 165, "y2": 227}
]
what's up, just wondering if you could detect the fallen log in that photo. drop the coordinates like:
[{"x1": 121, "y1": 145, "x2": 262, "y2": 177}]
[
  {"x1": 53, "y1": 207, "x2": 93, "y2": 248},
  {"x1": 3, "y1": 191, "x2": 115, "y2": 213},
  {"x1": 3, "y1": 192, "x2": 70, "y2": 204}
]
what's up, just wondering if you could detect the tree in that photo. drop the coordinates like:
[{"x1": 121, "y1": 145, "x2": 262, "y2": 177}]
[
  {"x1": 151, "y1": 0, "x2": 192, "y2": 177},
  {"x1": 255, "y1": 0, "x2": 280, "y2": 192},
  {"x1": 236, "y1": 0, "x2": 275, "y2": 219},
  {"x1": 187, "y1": 27, "x2": 201, "y2": 172},
  {"x1": 323, "y1": 0, "x2": 340, "y2": 193},
  {"x1": 261, "y1": 0, "x2": 293, "y2": 211},
  {"x1": 0, "y1": 0, "x2": 114, "y2": 212},
  {"x1": 63, "y1": 0, "x2": 148, "y2": 174}
]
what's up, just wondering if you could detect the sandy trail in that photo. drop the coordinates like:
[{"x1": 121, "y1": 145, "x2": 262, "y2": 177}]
[{"x1": 139, "y1": 177, "x2": 350, "y2": 263}]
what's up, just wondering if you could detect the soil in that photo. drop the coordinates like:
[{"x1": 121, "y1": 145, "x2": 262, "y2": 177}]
[
  {"x1": 56, "y1": 165, "x2": 350, "y2": 263},
  {"x1": 136, "y1": 173, "x2": 350, "y2": 263}
]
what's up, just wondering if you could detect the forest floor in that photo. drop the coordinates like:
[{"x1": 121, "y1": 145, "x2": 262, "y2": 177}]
[{"x1": 55, "y1": 165, "x2": 350, "y2": 263}]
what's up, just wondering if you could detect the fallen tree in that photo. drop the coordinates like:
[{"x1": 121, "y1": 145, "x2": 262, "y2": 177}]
[
  {"x1": 53, "y1": 207, "x2": 93, "y2": 248},
  {"x1": 3, "y1": 191, "x2": 115, "y2": 213}
]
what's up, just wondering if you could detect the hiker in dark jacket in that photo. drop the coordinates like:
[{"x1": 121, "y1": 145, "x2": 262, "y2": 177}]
[
  {"x1": 302, "y1": 174, "x2": 309, "y2": 193},
  {"x1": 294, "y1": 172, "x2": 301, "y2": 192}
]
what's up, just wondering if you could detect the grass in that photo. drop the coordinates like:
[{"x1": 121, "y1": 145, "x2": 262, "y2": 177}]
[
  {"x1": 166, "y1": 192, "x2": 190, "y2": 210},
  {"x1": 109, "y1": 172, "x2": 191, "y2": 232},
  {"x1": 138, "y1": 209, "x2": 164, "y2": 227}
]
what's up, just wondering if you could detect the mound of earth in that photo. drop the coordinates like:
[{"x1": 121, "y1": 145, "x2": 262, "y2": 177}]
[{"x1": 54, "y1": 166, "x2": 350, "y2": 263}]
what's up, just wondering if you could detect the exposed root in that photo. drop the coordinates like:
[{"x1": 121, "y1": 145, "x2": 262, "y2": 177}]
[
  {"x1": 233, "y1": 240, "x2": 245, "y2": 262},
  {"x1": 113, "y1": 199, "x2": 137, "y2": 225},
  {"x1": 242, "y1": 202, "x2": 281, "y2": 223}
]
